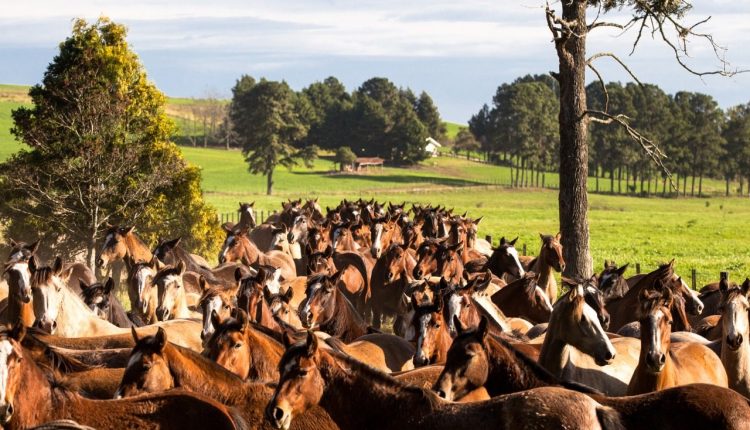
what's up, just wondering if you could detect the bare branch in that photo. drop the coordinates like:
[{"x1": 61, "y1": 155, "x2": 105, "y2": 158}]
[
  {"x1": 587, "y1": 52, "x2": 644, "y2": 86},
  {"x1": 587, "y1": 62, "x2": 609, "y2": 113},
  {"x1": 588, "y1": 21, "x2": 624, "y2": 31}
]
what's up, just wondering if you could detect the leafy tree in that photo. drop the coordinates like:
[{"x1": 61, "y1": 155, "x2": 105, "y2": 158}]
[
  {"x1": 302, "y1": 77, "x2": 352, "y2": 150},
  {"x1": 723, "y1": 104, "x2": 750, "y2": 195},
  {"x1": 230, "y1": 79, "x2": 309, "y2": 195},
  {"x1": 469, "y1": 104, "x2": 493, "y2": 154},
  {"x1": 454, "y1": 129, "x2": 480, "y2": 159},
  {"x1": 415, "y1": 91, "x2": 446, "y2": 140},
  {"x1": 334, "y1": 146, "x2": 357, "y2": 171},
  {"x1": 1, "y1": 17, "x2": 221, "y2": 268}
]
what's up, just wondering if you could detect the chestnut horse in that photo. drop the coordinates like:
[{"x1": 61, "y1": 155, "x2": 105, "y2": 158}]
[
  {"x1": 538, "y1": 281, "x2": 640, "y2": 396},
  {"x1": 202, "y1": 310, "x2": 284, "y2": 381},
  {"x1": 115, "y1": 327, "x2": 337, "y2": 430},
  {"x1": 298, "y1": 273, "x2": 368, "y2": 342},
  {"x1": 218, "y1": 227, "x2": 296, "y2": 282},
  {"x1": 523, "y1": 234, "x2": 565, "y2": 303},
  {"x1": 407, "y1": 294, "x2": 451, "y2": 367},
  {"x1": 0, "y1": 325, "x2": 245, "y2": 430},
  {"x1": 413, "y1": 240, "x2": 464, "y2": 286},
  {"x1": 237, "y1": 269, "x2": 281, "y2": 333},
  {"x1": 96, "y1": 225, "x2": 152, "y2": 268},
  {"x1": 265, "y1": 332, "x2": 622, "y2": 430},
  {"x1": 627, "y1": 281, "x2": 727, "y2": 395},
  {"x1": 490, "y1": 272, "x2": 552, "y2": 325},
  {"x1": 719, "y1": 277, "x2": 750, "y2": 397},
  {"x1": 2, "y1": 260, "x2": 34, "y2": 327},
  {"x1": 370, "y1": 243, "x2": 416, "y2": 330}
]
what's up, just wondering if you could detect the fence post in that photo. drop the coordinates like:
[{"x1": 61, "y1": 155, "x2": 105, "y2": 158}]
[
  {"x1": 522, "y1": 244, "x2": 527, "y2": 256},
  {"x1": 691, "y1": 268, "x2": 697, "y2": 290},
  {"x1": 636, "y1": 263, "x2": 641, "y2": 274},
  {"x1": 261, "y1": 210, "x2": 265, "y2": 223},
  {"x1": 485, "y1": 235, "x2": 493, "y2": 246},
  {"x1": 720, "y1": 271, "x2": 729, "y2": 282}
]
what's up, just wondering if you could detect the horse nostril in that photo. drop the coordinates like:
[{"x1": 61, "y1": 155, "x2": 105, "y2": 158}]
[
  {"x1": 273, "y1": 407, "x2": 284, "y2": 421},
  {"x1": 436, "y1": 389, "x2": 447, "y2": 399},
  {"x1": 96, "y1": 258, "x2": 104, "y2": 267},
  {"x1": 51, "y1": 321, "x2": 57, "y2": 330},
  {"x1": 659, "y1": 354, "x2": 666, "y2": 365}
]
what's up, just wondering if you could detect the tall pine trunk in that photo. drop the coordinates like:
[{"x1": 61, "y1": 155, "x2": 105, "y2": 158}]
[
  {"x1": 699, "y1": 173, "x2": 703, "y2": 196},
  {"x1": 610, "y1": 168, "x2": 614, "y2": 194},
  {"x1": 556, "y1": 0, "x2": 591, "y2": 278}
]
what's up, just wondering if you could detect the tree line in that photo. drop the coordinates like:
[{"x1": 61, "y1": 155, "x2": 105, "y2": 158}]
[
  {"x1": 468, "y1": 74, "x2": 750, "y2": 197},
  {"x1": 226, "y1": 75, "x2": 445, "y2": 194}
]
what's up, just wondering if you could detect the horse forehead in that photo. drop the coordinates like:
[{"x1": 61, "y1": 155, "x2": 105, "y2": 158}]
[
  {"x1": 0, "y1": 339, "x2": 13, "y2": 357},
  {"x1": 126, "y1": 351, "x2": 144, "y2": 369},
  {"x1": 226, "y1": 236, "x2": 235, "y2": 246}
]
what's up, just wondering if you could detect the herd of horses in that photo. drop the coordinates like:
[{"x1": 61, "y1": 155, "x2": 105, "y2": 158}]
[{"x1": 0, "y1": 197, "x2": 749, "y2": 429}]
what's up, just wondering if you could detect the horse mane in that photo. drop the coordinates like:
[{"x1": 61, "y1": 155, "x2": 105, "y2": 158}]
[
  {"x1": 152, "y1": 265, "x2": 182, "y2": 286},
  {"x1": 30, "y1": 266, "x2": 56, "y2": 286},
  {"x1": 79, "y1": 282, "x2": 105, "y2": 304},
  {"x1": 23, "y1": 328, "x2": 95, "y2": 373}
]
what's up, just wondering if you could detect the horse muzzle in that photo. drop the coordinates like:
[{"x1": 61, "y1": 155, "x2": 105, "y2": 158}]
[
  {"x1": 156, "y1": 308, "x2": 170, "y2": 321},
  {"x1": 0, "y1": 403, "x2": 14, "y2": 424},
  {"x1": 96, "y1": 257, "x2": 106, "y2": 268},
  {"x1": 727, "y1": 334, "x2": 744, "y2": 351},
  {"x1": 33, "y1": 319, "x2": 56, "y2": 334},
  {"x1": 266, "y1": 403, "x2": 292, "y2": 430}
]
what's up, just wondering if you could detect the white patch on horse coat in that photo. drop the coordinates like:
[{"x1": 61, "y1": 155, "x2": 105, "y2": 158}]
[
  {"x1": 507, "y1": 246, "x2": 525, "y2": 278},
  {"x1": 202, "y1": 296, "x2": 223, "y2": 337},
  {"x1": 8, "y1": 262, "x2": 31, "y2": 294},
  {"x1": 582, "y1": 297, "x2": 616, "y2": 359},
  {"x1": 126, "y1": 351, "x2": 143, "y2": 370},
  {"x1": 414, "y1": 313, "x2": 431, "y2": 362},
  {"x1": 8, "y1": 252, "x2": 23, "y2": 262},
  {"x1": 446, "y1": 293, "x2": 464, "y2": 334},
  {"x1": 300, "y1": 282, "x2": 322, "y2": 318},
  {"x1": 221, "y1": 236, "x2": 235, "y2": 259},
  {"x1": 0, "y1": 340, "x2": 14, "y2": 410},
  {"x1": 537, "y1": 286, "x2": 554, "y2": 312}
]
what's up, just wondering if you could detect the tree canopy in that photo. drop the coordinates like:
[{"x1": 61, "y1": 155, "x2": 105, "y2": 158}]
[{"x1": 1, "y1": 17, "x2": 222, "y2": 267}]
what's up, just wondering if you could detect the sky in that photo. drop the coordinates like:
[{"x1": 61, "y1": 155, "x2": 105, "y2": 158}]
[{"x1": 1, "y1": 1, "x2": 749, "y2": 122}]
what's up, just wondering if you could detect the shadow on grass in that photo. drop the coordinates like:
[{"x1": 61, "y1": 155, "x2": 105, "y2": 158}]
[{"x1": 291, "y1": 170, "x2": 485, "y2": 187}]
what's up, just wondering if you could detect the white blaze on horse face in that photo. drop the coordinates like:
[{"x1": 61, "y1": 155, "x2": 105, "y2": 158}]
[
  {"x1": 679, "y1": 277, "x2": 704, "y2": 315},
  {"x1": 8, "y1": 263, "x2": 31, "y2": 298},
  {"x1": 580, "y1": 292, "x2": 616, "y2": 360},
  {"x1": 300, "y1": 282, "x2": 322, "y2": 321},
  {"x1": 446, "y1": 293, "x2": 463, "y2": 336},
  {"x1": 265, "y1": 269, "x2": 282, "y2": 295},
  {"x1": 269, "y1": 232, "x2": 283, "y2": 250},
  {"x1": 537, "y1": 286, "x2": 554, "y2": 312},
  {"x1": 245, "y1": 206, "x2": 256, "y2": 225},
  {"x1": 136, "y1": 267, "x2": 153, "y2": 313},
  {"x1": 648, "y1": 309, "x2": 665, "y2": 360},
  {"x1": 221, "y1": 236, "x2": 235, "y2": 260},
  {"x1": 202, "y1": 296, "x2": 223, "y2": 338},
  {"x1": 332, "y1": 228, "x2": 342, "y2": 250},
  {"x1": 0, "y1": 340, "x2": 14, "y2": 411},
  {"x1": 371, "y1": 224, "x2": 384, "y2": 258},
  {"x1": 33, "y1": 280, "x2": 63, "y2": 331},
  {"x1": 414, "y1": 312, "x2": 431, "y2": 363},
  {"x1": 725, "y1": 298, "x2": 749, "y2": 346},
  {"x1": 507, "y1": 246, "x2": 525, "y2": 278},
  {"x1": 8, "y1": 252, "x2": 23, "y2": 262}
]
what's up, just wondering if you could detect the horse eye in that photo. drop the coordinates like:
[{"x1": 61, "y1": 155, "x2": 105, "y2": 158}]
[
  {"x1": 233, "y1": 343, "x2": 242, "y2": 349},
  {"x1": 224, "y1": 304, "x2": 230, "y2": 309}
]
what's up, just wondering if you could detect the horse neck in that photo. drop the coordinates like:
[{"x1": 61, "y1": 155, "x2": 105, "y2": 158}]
[
  {"x1": 322, "y1": 288, "x2": 366, "y2": 340},
  {"x1": 240, "y1": 237, "x2": 260, "y2": 264},
  {"x1": 7, "y1": 291, "x2": 34, "y2": 327},
  {"x1": 485, "y1": 338, "x2": 556, "y2": 395},
  {"x1": 255, "y1": 299, "x2": 280, "y2": 333},
  {"x1": 631, "y1": 348, "x2": 676, "y2": 394},
  {"x1": 433, "y1": 325, "x2": 452, "y2": 364},
  {"x1": 538, "y1": 329, "x2": 570, "y2": 378},
  {"x1": 124, "y1": 234, "x2": 152, "y2": 263},
  {"x1": 172, "y1": 287, "x2": 192, "y2": 319},
  {"x1": 163, "y1": 343, "x2": 249, "y2": 404},
  {"x1": 245, "y1": 327, "x2": 284, "y2": 381},
  {"x1": 10, "y1": 349, "x2": 56, "y2": 427},
  {"x1": 318, "y1": 351, "x2": 436, "y2": 430},
  {"x1": 58, "y1": 287, "x2": 121, "y2": 336},
  {"x1": 535, "y1": 253, "x2": 557, "y2": 302}
]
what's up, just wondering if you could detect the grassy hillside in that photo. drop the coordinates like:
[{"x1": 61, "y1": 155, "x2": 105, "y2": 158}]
[{"x1": 443, "y1": 121, "x2": 465, "y2": 140}]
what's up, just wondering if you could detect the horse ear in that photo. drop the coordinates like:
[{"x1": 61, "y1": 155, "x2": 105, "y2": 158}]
[
  {"x1": 305, "y1": 331, "x2": 318, "y2": 357},
  {"x1": 284, "y1": 287, "x2": 294, "y2": 303},
  {"x1": 555, "y1": 232, "x2": 562, "y2": 241},
  {"x1": 742, "y1": 278, "x2": 750, "y2": 296},
  {"x1": 453, "y1": 315, "x2": 466, "y2": 335},
  {"x1": 28, "y1": 240, "x2": 40, "y2": 254},
  {"x1": 79, "y1": 280, "x2": 90, "y2": 291},
  {"x1": 263, "y1": 285, "x2": 273, "y2": 301},
  {"x1": 155, "y1": 327, "x2": 167, "y2": 352},
  {"x1": 720, "y1": 276, "x2": 730, "y2": 294},
  {"x1": 176, "y1": 260, "x2": 186, "y2": 275},
  {"x1": 104, "y1": 278, "x2": 115, "y2": 295},
  {"x1": 509, "y1": 237, "x2": 518, "y2": 246},
  {"x1": 323, "y1": 245, "x2": 333, "y2": 259},
  {"x1": 477, "y1": 316, "x2": 489, "y2": 341},
  {"x1": 9, "y1": 239, "x2": 17, "y2": 248},
  {"x1": 329, "y1": 270, "x2": 343, "y2": 287},
  {"x1": 499, "y1": 237, "x2": 507, "y2": 245},
  {"x1": 234, "y1": 268, "x2": 244, "y2": 283},
  {"x1": 52, "y1": 256, "x2": 64, "y2": 276},
  {"x1": 131, "y1": 327, "x2": 140, "y2": 343},
  {"x1": 474, "y1": 216, "x2": 483, "y2": 225},
  {"x1": 236, "y1": 308, "x2": 249, "y2": 332},
  {"x1": 282, "y1": 331, "x2": 295, "y2": 349},
  {"x1": 168, "y1": 237, "x2": 181, "y2": 248},
  {"x1": 10, "y1": 321, "x2": 26, "y2": 342},
  {"x1": 439, "y1": 277, "x2": 450, "y2": 291},
  {"x1": 122, "y1": 226, "x2": 135, "y2": 235},
  {"x1": 433, "y1": 293, "x2": 444, "y2": 312},
  {"x1": 616, "y1": 263, "x2": 629, "y2": 276},
  {"x1": 199, "y1": 275, "x2": 208, "y2": 291},
  {"x1": 222, "y1": 223, "x2": 234, "y2": 234}
]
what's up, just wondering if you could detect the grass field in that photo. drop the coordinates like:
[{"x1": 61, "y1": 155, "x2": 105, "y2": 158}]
[
  {"x1": 443, "y1": 122, "x2": 465, "y2": 139},
  {"x1": 1, "y1": 84, "x2": 749, "y2": 287}
]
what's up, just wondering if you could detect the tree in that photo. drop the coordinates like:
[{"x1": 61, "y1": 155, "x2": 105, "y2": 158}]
[
  {"x1": 454, "y1": 129, "x2": 480, "y2": 159},
  {"x1": 334, "y1": 146, "x2": 357, "y2": 171},
  {"x1": 723, "y1": 104, "x2": 750, "y2": 196},
  {"x1": 1, "y1": 17, "x2": 221, "y2": 268},
  {"x1": 230, "y1": 79, "x2": 309, "y2": 195},
  {"x1": 544, "y1": 0, "x2": 739, "y2": 278},
  {"x1": 415, "y1": 91, "x2": 446, "y2": 140}
]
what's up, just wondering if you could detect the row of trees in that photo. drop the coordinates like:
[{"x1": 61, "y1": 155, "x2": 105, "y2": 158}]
[
  {"x1": 468, "y1": 75, "x2": 750, "y2": 196},
  {"x1": 228, "y1": 76, "x2": 445, "y2": 194}
]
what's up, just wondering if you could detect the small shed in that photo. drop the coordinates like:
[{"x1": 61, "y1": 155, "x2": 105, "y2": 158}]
[
  {"x1": 425, "y1": 137, "x2": 442, "y2": 157},
  {"x1": 354, "y1": 157, "x2": 385, "y2": 171}
]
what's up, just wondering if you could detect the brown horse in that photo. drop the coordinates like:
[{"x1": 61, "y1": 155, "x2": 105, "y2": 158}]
[
  {"x1": 407, "y1": 294, "x2": 451, "y2": 367},
  {"x1": 490, "y1": 272, "x2": 553, "y2": 324},
  {"x1": 298, "y1": 273, "x2": 367, "y2": 342},
  {"x1": 523, "y1": 234, "x2": 565, "y2": 303},
  {"x1": 237, "y1": 269, "x2": 282, "y2": 332},
  {"x1": 219, "y1": 227, "x2": 296, "y2": 281},
  {"x1": 370, "y1": 243, "x2": 416, "y2": 330},
  {"x1": 719, "y1": 277, "x2": 750, "y2": 397},
  {"x1": 0, "y1": 325, "x2": 245, "y2": 430},
  {"x1": 79, "y1": 278, "x2": 133, "y2": 328},
  {"x1": 265, "y1": 332, "x2": 622, "y2": 430},
  {"x1": 126, "y1": 259, "x2": 160, "y2": 325},
  {"x1": 2, "y1": 261, "x2": 34, "y2": 327},
  {"x1": 598, "y1": 262, "x2": 630, "y2": 303},
  {"x1": 433, "y1": 318, "x2": 750, "y2": 430},
  {"x1": 198, "y1": 279, "x2": 236, "y2": 341},
  {"x1": 153, "y1": 261, "x2": 199, "y2": 321},
  {"x1": 202, "y1": 310, "x2": 284, "y2": 381},
  {"x1": 265, "y1": 288, "x2": 303, "y2": 329},
  {"x1": 483, "y1": 236, "x2": 525, "y2": 280},
  {"x1": 538, "y1": 281, "x2": 640, "y2": 396},
  {"x1": 115, "y1": 327, "x2": 337, "y2": 430},
  {"x1": 96, "y1": 225, "x2": 152, "y2": 268},
  {"x1": 413, "y1": 239, "x2": 463, "y2": 285},
  {"x1": 627, "y1": 281, "x2": 727, "y2": 395}
]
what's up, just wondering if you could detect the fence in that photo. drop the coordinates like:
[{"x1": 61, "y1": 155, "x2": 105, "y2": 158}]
[{"x1": 218, "y1": 209, "x2": 277, "y2": 225}]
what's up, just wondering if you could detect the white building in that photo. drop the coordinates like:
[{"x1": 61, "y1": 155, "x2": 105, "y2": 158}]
[{"x1": 424, "y1": 137, "x2": 442, "y2": 157}]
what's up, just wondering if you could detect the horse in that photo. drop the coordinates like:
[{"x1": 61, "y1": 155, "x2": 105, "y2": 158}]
[
  {"x1": 483, "y1": 236, "x2": 525, "y2": 280},
  {"x1": 198, "y1": 278, "x2": 236, "y2": 341},
  {"x1": 202, "y1": 310, "x2": 284, "y2": 381},
  {"x1": 153, "y1": 261, "x2": 200, "y2": 321},
  {"x1": 322, "y1": 334, "x2": 416, "y2": 373},
  {"x1": 607, "y1": 262, "x2": 704, "y2": 332},
  {"x1": 126, "y1": 259, "x2": 159, "y2": 325},
  {"x1": 538, "y1": 281, "x2": 640, "y2": 396},
  {"x1": 523, "y1": 234, "x2": 565, "y2": 303},
  {"x1": 717, "y1": 277, "x2": 750, "y2": 397},
  {"x1": 490, "y1": 272, "x2": 552, "y2": 325},
  {"x1": 265, "y1": 331, "x2": 623, "y2": 430},
  {"x1": 219, "y1": 227, "x2": 296, "y2": 281},
  {"x1": 2, "y1": 260, "x2": 34, "y2": 327},
  {"x1": 96, "y1": 225, "x2": 152, "y2": 268},
  {"x1": 79, "y1": 278, "x2": 133, "y2": 328},
  {"x1": 0, "y1": 324, "x2": 245, "y2": 430},
  {"x1": 369, "y1": 243, "x2": 416, "y2": 330},
  {"x1": 627, "y1": 280, "x2": 728, "y2": 395},
  {"x1": 152, "y1": 236, "x2": 222, "y2": 284},
  {"x1": 237, "y1": 269, "x2": 282, "y2": 332},
  {"x1": 265, "y1": 287, "x2": 303, "y2": 329},
  {"x1": 447, "y1": 218, "x2": 485, "y2": 264},
  {"x1": 413, "y1": 240, "x2": 464, "y2": 286},
  {"x1": 331, "y1": 251, "x2": 373, "y2": 315},
  {"x1": 6, "y1": 239, "x2": 39, "y2": 265},
  {"x1": 298, "y1": 273, "x2": 368, "y2": 342},
  {"x1": 432, "y1": 317, "x2": 750, "y2": 430},
  {"x1": 370, "y1": 216, "x2": 402, "y2": 259},
  {"x1": 598, "y1": 262, "x2": 630, "y2": 303},
  {"x1": 407, "y1": 293, "x2": 451, "y2": 367},
  {"x1": 116, "y1": 326, "x2": 337, "y2": 430}
]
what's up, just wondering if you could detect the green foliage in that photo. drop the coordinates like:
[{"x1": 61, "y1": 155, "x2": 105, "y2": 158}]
[
  {"x1": 0, "y1": 17, "x2": 221, "y2": 266},
  {"x1": 454, "y1": 128, "x2": 480, "y2": 158},
  {"x1": 415, "y1": 91, "x2": 446, "y2": 140},
  {"x1": 334, "y1": 146, "x2": 357, "y2": 171}
]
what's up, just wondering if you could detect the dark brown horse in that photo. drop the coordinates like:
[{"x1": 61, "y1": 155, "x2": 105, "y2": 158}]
[
  {"x1": 298, "y1": 273, "x2": 368, "y2": 343},
  {"x1": 0, "y1": 325, "x2": 245, "y2": 430},
  {"x1": 115, "y1": 327, "x2": 336, "y2": 430},
  {"x1": 598, "y1": 262, "x2": 630, "y2": 303},
  {"x1": 490, "y1": 272, "x2": 553, "y2": 324},
  {"x1": 203, "y1": 310, "x2": 284, "y2": 381},
  {"x1": 79, "y1": 278, "x2": 133, "y2": 328},
  {"x1": 370, "y1": 243, "x2": 416, "y2": 330},
  {"x1": 407, "y1": 294, "x2": 451, "y2": 367},
  {"x1": 265, "y1": 332, "x2": 622, "y2": 430},
  {"x1": 483, "y1": 237, "x2": 525, "y2": 280}
]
